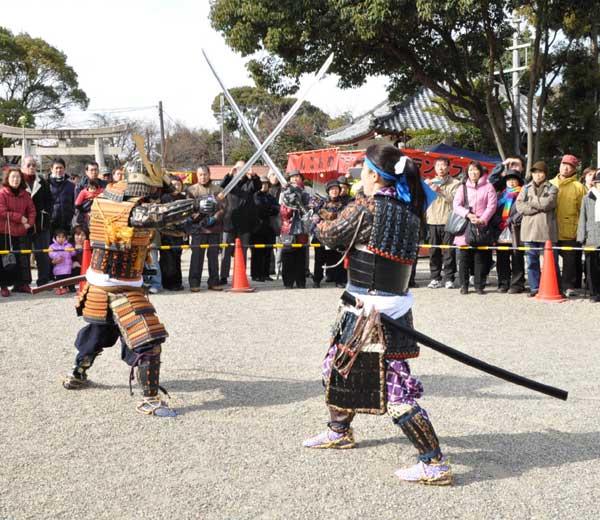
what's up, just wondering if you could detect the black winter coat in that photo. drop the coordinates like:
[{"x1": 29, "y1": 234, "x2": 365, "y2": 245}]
[
  {"x1": 25, "y1": 175, "x2": 53, "y2": 232},
  {"x1": 253, "y1": 191, "x2": 279, "y2": 236},
  {"x1": 49, "y1": 177, "x2": 75, "y2": 231},
  {"x1": 220, "y1": 174, "x2": 261, "y2": 233}
]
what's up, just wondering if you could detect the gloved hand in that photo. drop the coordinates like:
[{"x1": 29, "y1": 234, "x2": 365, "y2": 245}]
[
  {"x1": 199, "y1": 197, "x2": 216, "y2": 215},
  {"x1": 204, "y1": 216, "x2": 216, "y2": 227}
]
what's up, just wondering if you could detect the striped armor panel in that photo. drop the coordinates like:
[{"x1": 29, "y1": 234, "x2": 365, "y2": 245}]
[
  {"x1": 88, "y1": 197, "x2": 154, "y2": 280},
  {"x1": 76, "y1": 283, "x2": 168, "y2": 349},
  {"x1": 108, "y1": 291, "x2": 168, "y2": 350}
]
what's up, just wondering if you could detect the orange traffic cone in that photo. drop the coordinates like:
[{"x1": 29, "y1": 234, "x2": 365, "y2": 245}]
[
  {"x1": 79, "y1": 239, "x2": 92, "y2": 294},
  {"x1": 535, "y1": 240, "x2": 565, "y2": 303},
  {"x1": 229, "y1": 238, "x2": 255, "y2": 293}
]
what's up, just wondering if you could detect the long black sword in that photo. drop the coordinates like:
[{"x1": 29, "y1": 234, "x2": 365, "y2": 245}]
[{"x1": 340, "y1": 291, "x2": 568, "y2": 401}]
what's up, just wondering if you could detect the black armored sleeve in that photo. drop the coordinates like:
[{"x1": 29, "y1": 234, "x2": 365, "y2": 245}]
[
  {"x1": 316, "y1": 202, "x2": 372, "y2": 250},
  {"x1": 130, "y1": 198, "x2": 196, "y2": 229}
]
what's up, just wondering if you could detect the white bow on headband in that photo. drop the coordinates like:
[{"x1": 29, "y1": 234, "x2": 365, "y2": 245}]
[{"x1": 394, "y1": 156, "x2": 409, "y2": 175}]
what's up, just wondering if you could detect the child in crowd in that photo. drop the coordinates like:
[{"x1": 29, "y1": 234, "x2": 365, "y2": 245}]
[
  {"x1": 70, "y1": 225, "x2": 88, "y2": 292},
  {"x1": 48, "y1": 228, "x2": 76, "y2": 295},
  {"x1": 74, "y1": 180, "x2": 103, "y2": 229}
]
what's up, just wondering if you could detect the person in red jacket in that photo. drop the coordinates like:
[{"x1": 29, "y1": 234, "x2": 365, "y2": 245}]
[
  {"x1": 74, "y1": 180, "x2": 104, "y2": 230},
  {"x1": 0, "y1": 167, "x2": 36, "y2": 296}
]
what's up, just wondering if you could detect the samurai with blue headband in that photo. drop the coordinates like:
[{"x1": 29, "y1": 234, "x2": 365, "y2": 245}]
[{"x1": 303, "y1": 143, "x2": 452, "y2": 486}]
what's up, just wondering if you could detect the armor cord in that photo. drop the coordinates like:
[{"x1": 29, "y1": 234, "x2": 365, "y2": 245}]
[{"x1": 323, "y1": 211, "x2": 365, "y2": 272}]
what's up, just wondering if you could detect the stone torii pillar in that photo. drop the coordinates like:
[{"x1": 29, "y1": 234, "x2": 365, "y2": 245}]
[
  {"x1": 0, "y1": 124, "x2": 126, "y2": 167},
  {"x1": 94, "y1": 138, "x2": 106, "y2": 169}
]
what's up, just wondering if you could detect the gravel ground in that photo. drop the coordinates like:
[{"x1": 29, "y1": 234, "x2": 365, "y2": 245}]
[{"x1": 1, "y1": 254, "x2": 599, "y2": 519}]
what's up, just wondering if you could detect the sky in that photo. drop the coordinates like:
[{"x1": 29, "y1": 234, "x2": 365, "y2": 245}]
[{"x1": 2, "y1": 0, "x2": 389, "y2": 131}]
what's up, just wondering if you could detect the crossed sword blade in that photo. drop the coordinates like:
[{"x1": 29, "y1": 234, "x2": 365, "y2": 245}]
[
  {"x1": 201, "y1": 51, "x2": 334, "y2": 197},
  {"x1": 202, "y1": 49, "x2": 287, "y2": 187}
]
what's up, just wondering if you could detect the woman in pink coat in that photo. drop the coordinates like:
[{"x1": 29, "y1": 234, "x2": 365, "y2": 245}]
[{"x1": 452, "y1": 162, "x2": 497, "y2": 294}]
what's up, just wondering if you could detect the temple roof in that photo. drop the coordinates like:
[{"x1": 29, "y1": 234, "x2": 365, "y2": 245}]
[{"x1": 325, "y1": 87, "x2": 536, "y2": 145}]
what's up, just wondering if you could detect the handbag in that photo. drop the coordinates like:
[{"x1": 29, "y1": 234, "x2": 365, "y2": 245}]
[
  {"x1": 1, "y1": 218, "x2": 18, "y2": 271},
  {"x1": 445, "y1": 184, "x2": 469, "y2": 236},
  {"x1": 465, "y1": 221, "x2": 495, "y2": 246}
]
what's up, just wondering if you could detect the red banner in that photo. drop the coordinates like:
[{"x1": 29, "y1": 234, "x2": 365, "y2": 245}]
[
  {"x1": 287, "y1": 147, "x2": 496, "y2": 181},
  {"x1": 286, "y1": 148, "x2": 340, "y2": 176}
]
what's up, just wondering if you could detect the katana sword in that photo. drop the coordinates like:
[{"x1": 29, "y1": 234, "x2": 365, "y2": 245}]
[
  {"x1": 202, "y1": 49, "x2": 288, "y2": 187},
  {"x1": 340, "y1": 291, "x2": 568, "y2": 401},
  {"x1": 220, "y1": 53, "x2": 335, "y2": 197}
]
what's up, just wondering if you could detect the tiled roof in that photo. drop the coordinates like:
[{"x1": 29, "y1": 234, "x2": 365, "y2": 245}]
[
  {"x1": 324, "y1": 100, "x2": 395, "y2": 144},
  {"x1": 375, "y1": 89, "x2": 459, "y2": 135},
  {"x1": 326, "y1": 87, "x2": 537, "y2": 145}
]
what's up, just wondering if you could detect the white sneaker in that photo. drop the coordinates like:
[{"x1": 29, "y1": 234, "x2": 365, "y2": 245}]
[
  {"x1": 445, "y1": 281, "x2": 454, "y2": 289},
  {"x1": 427, "y1": 280, "x2": 442, "y2": 289},
  {"x1": 149, "y1": 287, "x2": 159, "y2": 294}
]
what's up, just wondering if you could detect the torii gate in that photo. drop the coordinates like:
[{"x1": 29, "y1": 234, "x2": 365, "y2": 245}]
[{"x1": 0, "y1": 123, "x2": 127, "y2": 169}]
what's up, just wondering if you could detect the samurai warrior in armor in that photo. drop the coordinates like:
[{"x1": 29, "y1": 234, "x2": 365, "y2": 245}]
[
  {"x1": 63, "y1": 136, "x2": 212, "y2": 417},
  {"x1": 302, "y1": 144, "x2": 453, "y2": 485}
]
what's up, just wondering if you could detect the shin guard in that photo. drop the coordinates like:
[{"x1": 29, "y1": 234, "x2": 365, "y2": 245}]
[
  {"x1": 392, "y1": 406, "x2": 442, "y2": 462},
  {"x1": 136, "y1": 353, "x2": 161, "y2": 398}
]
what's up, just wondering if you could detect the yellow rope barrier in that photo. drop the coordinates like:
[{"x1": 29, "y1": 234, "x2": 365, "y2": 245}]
[{"x1": 1, "y1": 243, "x2": 598, "y2": 254}]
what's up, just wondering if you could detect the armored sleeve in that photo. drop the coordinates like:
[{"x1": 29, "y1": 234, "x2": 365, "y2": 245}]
[
  {"x1": 130, "y1": 198, "x2": 196, "y2": 228},
  {"x1": 316, "y1": 202, "x2": 372, "y2": 250}
]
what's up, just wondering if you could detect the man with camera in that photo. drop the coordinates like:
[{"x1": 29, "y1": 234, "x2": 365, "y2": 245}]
[
  {"x1": 489, "y1": 156, "x2": 526, "y2": 192},
  {"x1": 218, "y1": 160, "x2": 261, "y2": 285},
  {"x1": 424, "y1": 157, "x2": 460, "y2": 289}
]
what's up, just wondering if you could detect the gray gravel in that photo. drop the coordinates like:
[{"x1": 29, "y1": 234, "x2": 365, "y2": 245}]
[{"x1": 1, "y1": 255, "x2": 599, "y2": 519}]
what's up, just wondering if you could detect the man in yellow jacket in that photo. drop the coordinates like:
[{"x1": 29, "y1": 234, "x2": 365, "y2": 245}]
[{"x1": 550, "y1": 154, "x2": 587, "y2": 297}]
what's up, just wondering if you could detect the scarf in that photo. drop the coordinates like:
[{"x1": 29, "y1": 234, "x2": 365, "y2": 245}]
[
  {"x1": 497, "y1": 186, "x2": 521, "y2": 229},
  {"x1": 592, "y1": 187, "x2": 600, "y2": 223}
]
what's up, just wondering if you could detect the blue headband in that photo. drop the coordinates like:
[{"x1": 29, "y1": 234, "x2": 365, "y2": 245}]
[{"x1": 364, "y1": 156, "x2": 437, "y2": 209}]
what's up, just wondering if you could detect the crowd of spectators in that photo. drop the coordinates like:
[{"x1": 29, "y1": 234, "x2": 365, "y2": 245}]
[
  {"x1": 422, "y1": 154, "x2": 599, "y2": 301},
  {"x1": 0, "y1": 157, "x2": 115, "y2": 297},
  {"x1": 0, "y1": 152, "x2": 599, "y2": 303}
]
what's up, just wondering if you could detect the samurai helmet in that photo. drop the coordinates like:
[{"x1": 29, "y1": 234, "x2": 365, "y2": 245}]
[{"x1": 123, "y1": 134, "x2": 171, "y2": 198}]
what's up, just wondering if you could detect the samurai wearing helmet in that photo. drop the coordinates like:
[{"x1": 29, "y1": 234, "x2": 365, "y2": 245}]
[{"x1": 63, "y1": 137, "x2": 213, "y2": 416}]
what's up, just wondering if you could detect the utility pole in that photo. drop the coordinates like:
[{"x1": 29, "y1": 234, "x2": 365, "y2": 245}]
[
  {"x1": 158, "y1": 100, "x2": 166, "y2": 168},
  {"x1": 495, "y1": 16, "x2": 529, "y2": 155},
  {"x1": 512, "y1": 30, "x2": 521, "y2": 154},
  {"x1": 220, "y1": 94, "x2": 225, "y2": 166}
]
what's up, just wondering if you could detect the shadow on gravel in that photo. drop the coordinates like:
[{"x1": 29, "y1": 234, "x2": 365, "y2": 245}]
[
  {"x1": 419, "y1": 374, "x2": 544, "y2": 400},
  {"x1": 167, "y1": 375, "x2": 322, "y2": 415},
  {"x1": 446, "y1": 429, "x2": 600, "y2": 486},
  {"x1": 354, "y1": 429, "x2": 600, "y2": 487}
]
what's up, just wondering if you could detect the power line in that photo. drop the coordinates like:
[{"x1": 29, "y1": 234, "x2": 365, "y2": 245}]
[
  {"x1": 72, "y1": 105, "x2": 157, "y2": 114},
  {"x1": 0, "y1": 105, "x2": 156, "y2": 115},
  {"x1": 162, "y1": 109, "x2": 179, "y2": 126}
]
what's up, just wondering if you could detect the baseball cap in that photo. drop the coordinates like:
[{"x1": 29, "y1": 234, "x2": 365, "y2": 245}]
[{"x1": 561, "y1": 154, "x2": 579, "y2": 168}]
